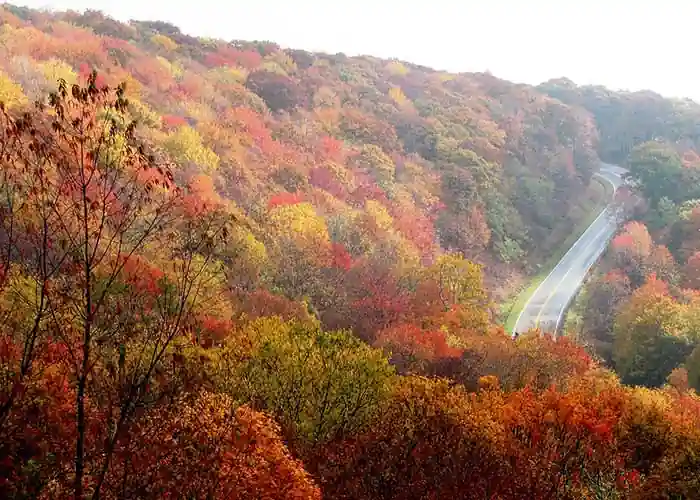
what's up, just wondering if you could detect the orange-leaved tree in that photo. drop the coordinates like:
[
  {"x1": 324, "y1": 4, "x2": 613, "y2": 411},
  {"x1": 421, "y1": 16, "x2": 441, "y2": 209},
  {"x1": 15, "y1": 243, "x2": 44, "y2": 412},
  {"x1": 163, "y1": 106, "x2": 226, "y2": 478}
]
[{"x1": 103, "y1": 391, "x2": 321, "y2": 499}]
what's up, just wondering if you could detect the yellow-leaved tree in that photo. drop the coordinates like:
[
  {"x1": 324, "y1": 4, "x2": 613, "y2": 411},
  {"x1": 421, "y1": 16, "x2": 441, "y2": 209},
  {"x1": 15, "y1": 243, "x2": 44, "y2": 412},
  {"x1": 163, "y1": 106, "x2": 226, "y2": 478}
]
[
  {"x1": 0, "y1": 71, "x2": 26, "y2": 108},
  {"x1": 163, "y1": 125, "x2": 220, "y2": 172},
  {"x1": 267, "y1": 202, "x2": 332, "y2": 298},
  {"x1": 613, "y1": 276, "x2": 694, "y2": 387},
  {"x1": 413, "y1": 252, "x2": 490, "y2": 334}
]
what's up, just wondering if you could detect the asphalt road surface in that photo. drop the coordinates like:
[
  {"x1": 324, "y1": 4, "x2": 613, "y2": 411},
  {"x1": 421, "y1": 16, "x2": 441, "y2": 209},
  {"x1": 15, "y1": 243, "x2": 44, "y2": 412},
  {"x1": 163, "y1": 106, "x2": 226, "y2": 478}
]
[{"x1": 512, "y1": 163, "x2": 627, "y2": 335}]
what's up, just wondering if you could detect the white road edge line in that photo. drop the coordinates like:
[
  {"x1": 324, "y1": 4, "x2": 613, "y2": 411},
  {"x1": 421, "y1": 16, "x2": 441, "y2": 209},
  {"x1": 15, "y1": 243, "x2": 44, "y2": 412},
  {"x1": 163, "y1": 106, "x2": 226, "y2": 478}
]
[
  {"x1": 536, "y1": 223, "x2": 611, "y2": 329},
  {"x1": 551, "y1": 172, "x2": 621, "y2": 334},
  {"x1": 511, "y1": 170, "x2": 619, "y2": 335},
  {"x1": 551, "y1": 223, "x2": 615, "y2": 333},
  {"x1": 512, "y1": 206, "x2": 608, "y2": 334}
]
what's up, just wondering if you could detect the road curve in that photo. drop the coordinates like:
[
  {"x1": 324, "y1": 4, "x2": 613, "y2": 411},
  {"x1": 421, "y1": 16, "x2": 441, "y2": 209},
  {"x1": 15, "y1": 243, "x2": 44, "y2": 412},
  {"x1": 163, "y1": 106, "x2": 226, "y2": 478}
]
[{"x1": 512, "y1": 163, "x2": 627, "y2": 335}]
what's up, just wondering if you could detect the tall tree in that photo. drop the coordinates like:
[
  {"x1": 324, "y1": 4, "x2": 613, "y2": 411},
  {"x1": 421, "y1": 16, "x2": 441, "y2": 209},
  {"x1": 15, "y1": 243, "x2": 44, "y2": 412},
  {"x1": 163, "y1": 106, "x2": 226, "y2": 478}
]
[
  {"x1": 626, "y1": 142, "x2": 685, "y2": 207},
  {"x1": 613, "y1": 277, "x2": 694, "y2": 387}
]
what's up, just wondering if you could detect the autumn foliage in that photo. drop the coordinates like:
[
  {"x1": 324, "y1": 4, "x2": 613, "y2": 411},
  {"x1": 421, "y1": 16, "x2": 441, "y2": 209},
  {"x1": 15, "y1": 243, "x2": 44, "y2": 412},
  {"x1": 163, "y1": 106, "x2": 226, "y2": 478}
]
[
  {"x1": 576, "y1": 141, "x2": 700, "y2": 393},
  {"x1": 105, "y1": 393, "x2": 321, "y2": 499},
  {"x1": 0, "y1": 5, "x2": 699, "y2": 499}
]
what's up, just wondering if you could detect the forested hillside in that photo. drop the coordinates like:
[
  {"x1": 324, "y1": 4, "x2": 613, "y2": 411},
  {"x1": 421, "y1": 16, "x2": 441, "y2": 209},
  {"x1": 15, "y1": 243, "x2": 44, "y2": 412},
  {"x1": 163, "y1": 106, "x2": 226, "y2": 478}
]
[
  {"x1": 540, "y1": 78, "x2": 700, "y2": 394},
  {"x1": 1, "y1": 4, "x2": 700, "y2": 499},
  {"x1": 539, "y1": 77, "x2": 700, "y2": 163},
  {"x1": 0, "y1": 4, "x2": 604, "y2": 307},
  {"x1": 574, "y1": 141, "x2": 700, "y2": 392}
]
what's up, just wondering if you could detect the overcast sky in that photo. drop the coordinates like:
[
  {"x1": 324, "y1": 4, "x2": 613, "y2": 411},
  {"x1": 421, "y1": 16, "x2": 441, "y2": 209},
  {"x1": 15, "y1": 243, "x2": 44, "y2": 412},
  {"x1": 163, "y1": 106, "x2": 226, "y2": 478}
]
[{"x1": 15, "y1": 0, "x2": 700, "y2": 101}]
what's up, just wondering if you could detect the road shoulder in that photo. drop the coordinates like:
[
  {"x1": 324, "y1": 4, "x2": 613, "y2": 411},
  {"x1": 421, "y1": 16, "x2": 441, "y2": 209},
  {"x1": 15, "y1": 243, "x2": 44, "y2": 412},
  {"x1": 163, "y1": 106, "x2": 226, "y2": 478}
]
[{"x1": 502, "y1": 175, "x2": 615, "y2": 332}]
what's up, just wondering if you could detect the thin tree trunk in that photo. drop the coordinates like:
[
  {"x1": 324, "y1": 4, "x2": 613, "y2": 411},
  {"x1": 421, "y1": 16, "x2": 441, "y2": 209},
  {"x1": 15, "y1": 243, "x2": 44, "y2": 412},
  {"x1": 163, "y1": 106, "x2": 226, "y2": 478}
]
[
  {"x1": 74, "y1": 365, "x2": 88, "y2": 498},
  {"x1": 75, "y1": 165, "x2": 92, "y2": 499}
]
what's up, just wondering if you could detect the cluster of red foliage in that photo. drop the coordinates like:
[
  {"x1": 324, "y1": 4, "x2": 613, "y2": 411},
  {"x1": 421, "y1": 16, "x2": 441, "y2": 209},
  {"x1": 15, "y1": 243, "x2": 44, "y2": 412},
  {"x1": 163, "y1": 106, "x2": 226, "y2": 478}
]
[
  {"x1": 375, "y1": 323, "x2": 462, "y2": 374},
  {"x1": 391, "y1": 207, "x2": 436, "y2": 257},
  {"x1": 330, "y1": 242, "x2": 353, "y2": 271},
  {"x1": 204, "y1": 46, "x2": 262, "y2": 69},
  {"x1": 194, "y1": 314, "x2": 234, "y2": 346},
  {"x1": 77, "y1": 62, "x2": 106, "y2": 88},
  {"x1": 318, "y1": 135, "x2": 345, "y2": 163},
  {"x1": 161, "y1": 114, "x2": 188, "y2": 129},
  {"x1": 268, "y1": 191, "x2": 305, "y2": 208},
  {"x1": 119, "y1": 254, "x2": 165, "y2": 296}
]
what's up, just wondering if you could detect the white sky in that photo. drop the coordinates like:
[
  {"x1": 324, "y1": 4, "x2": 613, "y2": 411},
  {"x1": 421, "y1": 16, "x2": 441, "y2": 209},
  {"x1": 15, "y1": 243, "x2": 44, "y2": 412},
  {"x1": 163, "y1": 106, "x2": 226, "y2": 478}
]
[{"x1": 14, "y1": 0, "x2": 700, "y2": 101}]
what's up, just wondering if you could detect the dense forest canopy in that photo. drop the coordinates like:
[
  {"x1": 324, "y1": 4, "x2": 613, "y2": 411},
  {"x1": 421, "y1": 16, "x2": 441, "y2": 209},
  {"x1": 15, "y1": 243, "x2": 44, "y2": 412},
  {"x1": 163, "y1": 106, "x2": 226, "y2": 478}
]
[
  {"x1": 0, "y1": 4, "x2": 603, "y2": 287},
  {"x1": 0, "y1": 4, "x2": 699, "y2": 499},
  {"x1": 539, "y1": 77, "x2": 700, "y2": 163}
]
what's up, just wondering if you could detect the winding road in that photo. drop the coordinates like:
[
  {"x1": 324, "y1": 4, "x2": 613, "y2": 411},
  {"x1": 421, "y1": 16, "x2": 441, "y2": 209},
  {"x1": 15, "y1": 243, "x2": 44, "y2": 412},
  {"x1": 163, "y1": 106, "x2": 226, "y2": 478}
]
[{"x1": 512, "y1": 163, "x2": 627, "y2": 335}]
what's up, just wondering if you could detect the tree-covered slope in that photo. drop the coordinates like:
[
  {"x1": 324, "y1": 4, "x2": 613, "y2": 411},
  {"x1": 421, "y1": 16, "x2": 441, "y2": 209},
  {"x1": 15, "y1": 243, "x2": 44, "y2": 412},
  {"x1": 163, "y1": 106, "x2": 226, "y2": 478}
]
[
  {"x1": 0, "y1": 5, "x2": 600, "y2": 291},
  {"x1": 539, "y1": 77, "x2": 700, "y2": 163},
  {"x1": 2, "y1": 5, "x2": 700, "y2": 499}
]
